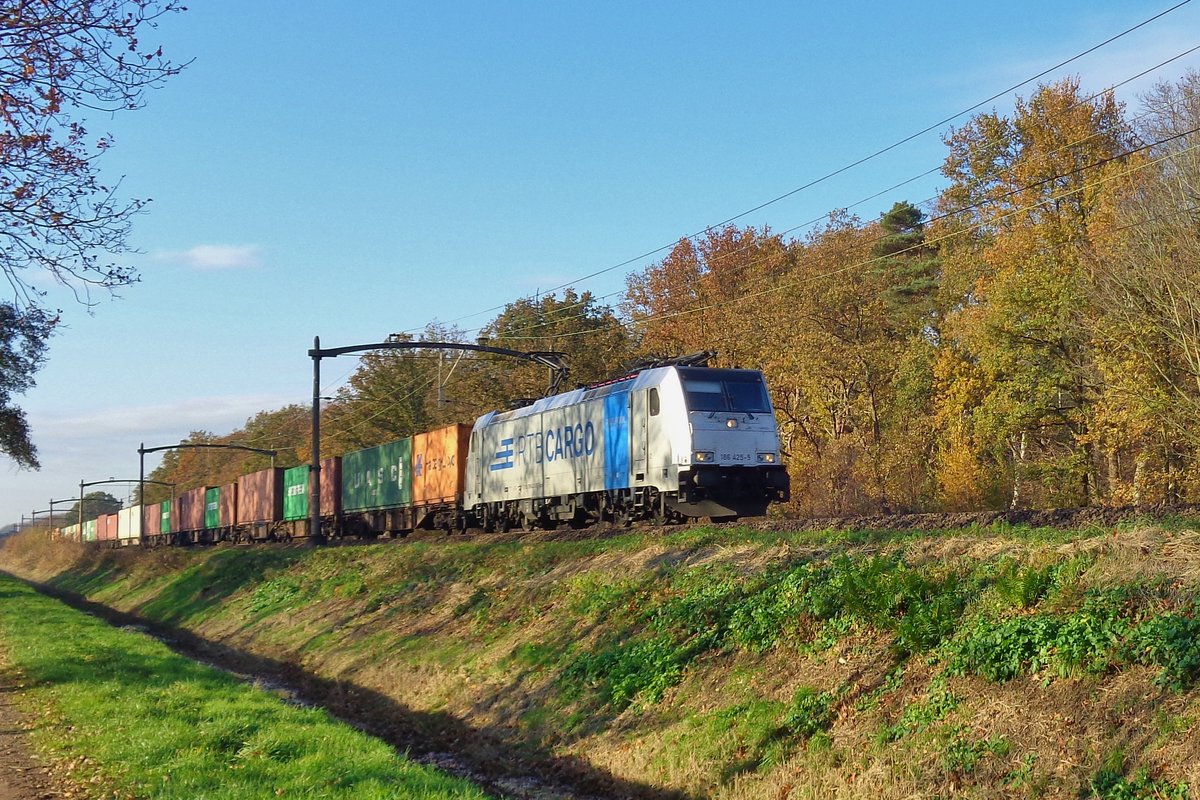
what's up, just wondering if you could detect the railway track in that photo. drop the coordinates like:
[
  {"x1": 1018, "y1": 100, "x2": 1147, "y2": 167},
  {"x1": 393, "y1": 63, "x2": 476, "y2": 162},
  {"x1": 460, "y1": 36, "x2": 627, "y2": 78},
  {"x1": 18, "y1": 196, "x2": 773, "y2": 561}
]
[{"x1": 283, "y1": 500, "x2": 1200, "y2": 553}]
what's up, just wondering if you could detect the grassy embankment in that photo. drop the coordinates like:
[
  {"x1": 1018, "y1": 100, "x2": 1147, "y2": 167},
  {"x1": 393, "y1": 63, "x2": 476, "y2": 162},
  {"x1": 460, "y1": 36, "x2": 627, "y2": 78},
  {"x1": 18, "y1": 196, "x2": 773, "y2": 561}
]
[
  {"x1": 3, "y1": 520, "x2": 1200, "y2": 799},
  {"x1": 0, "y1": 568, "x2": 488, "y2": 799}
]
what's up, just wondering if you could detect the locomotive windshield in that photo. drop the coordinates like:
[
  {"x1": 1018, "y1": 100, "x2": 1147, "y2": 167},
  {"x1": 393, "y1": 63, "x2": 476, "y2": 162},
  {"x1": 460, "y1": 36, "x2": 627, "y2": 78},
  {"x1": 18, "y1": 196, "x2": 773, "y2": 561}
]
[{"x1": 678, "y1": 368, "x2": 773, "y2": 413}]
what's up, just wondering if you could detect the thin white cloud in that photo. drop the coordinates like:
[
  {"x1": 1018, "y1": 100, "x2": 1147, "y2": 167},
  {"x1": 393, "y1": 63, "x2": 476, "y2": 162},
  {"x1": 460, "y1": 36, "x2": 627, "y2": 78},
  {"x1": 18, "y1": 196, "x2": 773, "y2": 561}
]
[
  {"x1": 29, "y1": 393, "x2": 296, "y2": 445},
  {"x1": 156, "y1": 244, "x2": 263, "y2": 270},
  {"x1": 2, "y1": 393, "x2": 299, "y2": 522},
  {"x1": 938, "y1": 14, "x2": 1200, "y2": 116}
]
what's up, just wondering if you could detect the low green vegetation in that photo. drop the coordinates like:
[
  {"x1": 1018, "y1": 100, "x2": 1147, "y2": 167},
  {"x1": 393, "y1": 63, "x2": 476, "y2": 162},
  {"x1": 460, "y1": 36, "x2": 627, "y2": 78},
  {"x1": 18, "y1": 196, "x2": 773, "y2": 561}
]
[
  {"x1": 3, "y1": 520, "x2": 1198, "y2": 798},
  {"x1": 0, "y1": 572, "x2": 488, "y2": 799}
]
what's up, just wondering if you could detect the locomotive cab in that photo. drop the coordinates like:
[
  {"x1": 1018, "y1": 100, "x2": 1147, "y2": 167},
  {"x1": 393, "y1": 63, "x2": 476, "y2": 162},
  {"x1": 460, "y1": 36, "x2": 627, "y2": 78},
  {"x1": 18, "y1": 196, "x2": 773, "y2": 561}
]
[
  {"x1": 657, "y1": 367, "x2": 790, "y2": 519},
  {"x1": 466, "y1": 364, "x2": 790, "y2": 529}
]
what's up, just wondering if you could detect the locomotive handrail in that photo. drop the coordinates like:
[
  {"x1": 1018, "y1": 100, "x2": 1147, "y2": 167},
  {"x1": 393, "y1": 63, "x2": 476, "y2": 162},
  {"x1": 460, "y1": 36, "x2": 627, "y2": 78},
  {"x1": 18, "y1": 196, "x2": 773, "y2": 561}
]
[{"x1": 307, "y1": 337, "x2": 571, "y2": 544}]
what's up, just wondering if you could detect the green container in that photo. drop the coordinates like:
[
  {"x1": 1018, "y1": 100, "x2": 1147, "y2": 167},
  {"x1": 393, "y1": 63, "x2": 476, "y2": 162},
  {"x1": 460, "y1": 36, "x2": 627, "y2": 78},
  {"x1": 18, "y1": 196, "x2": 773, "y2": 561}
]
[
  {"x1": 159, "y1": 500, "x2": 171, "y2": 534},
  {"x1": 342, "y1": 438, "x2": 412, "y2": 512},
  {"x1": 283, "y1": 465, "x2": 309, "y2": 521},
  {"x1": 83, "y1": 519, "x2": 97, "y2": 542},
  {"x1": 204, "y1": 487, "x2": 221, "y2": 529}
]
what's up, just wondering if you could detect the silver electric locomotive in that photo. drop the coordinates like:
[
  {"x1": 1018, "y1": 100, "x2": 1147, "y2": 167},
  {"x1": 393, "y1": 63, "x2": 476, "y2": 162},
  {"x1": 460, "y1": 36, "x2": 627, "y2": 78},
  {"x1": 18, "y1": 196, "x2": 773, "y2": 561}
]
[{"x1": 465, "y1": 365, "x2": 790, "y2": 530}]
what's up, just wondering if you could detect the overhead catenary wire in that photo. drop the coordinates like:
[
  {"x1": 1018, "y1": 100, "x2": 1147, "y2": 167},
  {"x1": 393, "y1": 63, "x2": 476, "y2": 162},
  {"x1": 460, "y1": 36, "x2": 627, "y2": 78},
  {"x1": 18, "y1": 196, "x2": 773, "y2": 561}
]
[
  {"x1": 395, "y1": 0, "x2": 1193, "y2": 337},
  {"x1": 487, "y1": 124, "x2": 1200, "y2": 345},
  {"x1": 484, "y1": 129, "x2": 1200, "y2": 344},
  {"x1": 314, "y1": 134, "x2": 1200, "y2": 438},
  {"x1": 319, "y1": 372, "x2": 441, "y2": 446},
  {"x1": 314, "y1": 16, "x2": 1200, "y2": 420},
  {"x1": 465, "y1": 42, "x2": 1200, "y2": 344}
]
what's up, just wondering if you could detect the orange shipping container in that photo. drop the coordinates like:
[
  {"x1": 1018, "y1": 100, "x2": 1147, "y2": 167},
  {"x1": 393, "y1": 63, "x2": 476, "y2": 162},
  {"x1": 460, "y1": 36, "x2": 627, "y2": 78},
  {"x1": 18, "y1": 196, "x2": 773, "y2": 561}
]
[
  {"x1": 238, "y1": 468, "x2": 283, "y2": 524},
  {"x1": 174, "y1": 486, "x2": 207, "y2": 534},
  {"x1": 411, "y1": 423, "x2": 471, "y2": 505},
  {"x1": 97, "y1": 513, "x2": 118, "y2": 541},
  {"x1": 220, "y1": 481, "x2": 238, "y2": 527},
  {"x1": 320, "y1": 456, "x2": 342, "y2": 517},
  {"x1": 142, "y1": 503, "x2": 161, "y2": 538}
]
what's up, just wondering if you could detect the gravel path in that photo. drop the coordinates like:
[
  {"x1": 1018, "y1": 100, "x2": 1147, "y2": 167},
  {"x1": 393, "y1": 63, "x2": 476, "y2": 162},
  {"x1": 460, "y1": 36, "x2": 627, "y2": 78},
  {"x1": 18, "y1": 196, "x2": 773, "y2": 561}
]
[{"x1": 0, "y1": 660, "x2": 61, "y2": 800}]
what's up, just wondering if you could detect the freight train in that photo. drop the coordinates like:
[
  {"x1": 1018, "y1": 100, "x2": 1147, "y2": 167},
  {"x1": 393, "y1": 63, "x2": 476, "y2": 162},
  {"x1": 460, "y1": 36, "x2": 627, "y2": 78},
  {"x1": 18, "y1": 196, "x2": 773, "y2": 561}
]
[{"x1": 55, "y1": 364, "x2": 790, "y2": 546}]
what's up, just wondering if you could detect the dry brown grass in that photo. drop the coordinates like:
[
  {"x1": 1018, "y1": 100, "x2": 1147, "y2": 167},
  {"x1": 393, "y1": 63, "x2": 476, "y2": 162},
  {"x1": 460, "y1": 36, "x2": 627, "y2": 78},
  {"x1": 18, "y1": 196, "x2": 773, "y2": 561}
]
[{"x1": 2, "y1": 524, "x2": 1199, "y2": 798}]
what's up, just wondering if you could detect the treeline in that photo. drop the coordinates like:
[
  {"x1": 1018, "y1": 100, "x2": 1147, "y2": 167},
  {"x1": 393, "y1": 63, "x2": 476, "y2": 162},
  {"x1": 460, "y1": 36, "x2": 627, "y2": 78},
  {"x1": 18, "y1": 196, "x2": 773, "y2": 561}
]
[{"x1": 147, "y1": 73, "x2": 1200, "y2": 517}]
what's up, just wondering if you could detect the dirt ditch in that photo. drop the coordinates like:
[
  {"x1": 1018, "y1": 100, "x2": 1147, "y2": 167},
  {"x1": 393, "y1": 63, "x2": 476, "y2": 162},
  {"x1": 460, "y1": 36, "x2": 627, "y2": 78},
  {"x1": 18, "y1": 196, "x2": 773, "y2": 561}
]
[{"x1": 16, "y1": 580, "x2": 692, "y2": 800}]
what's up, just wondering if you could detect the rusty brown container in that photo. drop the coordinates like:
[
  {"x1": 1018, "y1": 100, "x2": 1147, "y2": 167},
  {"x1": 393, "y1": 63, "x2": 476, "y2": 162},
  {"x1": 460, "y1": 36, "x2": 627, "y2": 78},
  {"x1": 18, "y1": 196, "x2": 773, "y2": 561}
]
[
  {"x1": 411, "y1": 423, "x2": 471, "y2": 505},
  {"x1": 320, "y1": 456, "x2": 342, "y2": 517},
  {"x1": 142, "y1": 503, "x2": 161, "y2": 539},
  {"x1": 97, "y1": 513, "x2": 118, "y2": 541},
  {"x1": 220, "y1": 481, "x2": 238, "y2": 527},
  {"x1": 237, "y1": 468, "x2": 283, "y2": 524},
  {"x1": 175, "y1": 486, "x2": 207, "y2": 534}
]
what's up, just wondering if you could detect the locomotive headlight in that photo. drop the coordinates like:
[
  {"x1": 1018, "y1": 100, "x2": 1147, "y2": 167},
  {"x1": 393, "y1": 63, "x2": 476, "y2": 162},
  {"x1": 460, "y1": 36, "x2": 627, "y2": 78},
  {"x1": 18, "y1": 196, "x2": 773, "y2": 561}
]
[
  {"x1": 694, "y1": 451, "x2": 715, "y2": 463},
  {"x1": 757, "y1": 452, "x2": 777, "y2": 463},
  {"x1": 726, "y1": 418, "x2": 738, "y2": 429}
]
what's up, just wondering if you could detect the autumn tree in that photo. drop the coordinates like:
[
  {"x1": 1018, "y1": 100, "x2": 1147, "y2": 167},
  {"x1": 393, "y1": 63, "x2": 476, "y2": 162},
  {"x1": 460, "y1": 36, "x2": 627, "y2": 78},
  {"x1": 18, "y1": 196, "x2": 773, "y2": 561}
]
[
  {"x1": 757, "y1": 213, "x2": 935, "y2": 514},
  {"x1": 0, "y1": 0, "x2": 185, "y2": 467},
  {"x1": 1087, "y1": 70, "x2": 1200, "y2": 502},
  {"x1": 142, "y1": 429, "x2": 218, "y2": 499},
  {"x1": 0, "y1": 303, "x2": 52, "y2": 467},
  {"x1": 468, "y1": 289, "x2": 631, "y2": 409},
  {"x1": 624, "y1": 225, "x2": 791, "y2": 366},
  {"x1": 931, "y1": 78, "x2": 1131, "y2": 508},
  {"x1": 68, "y1": 491, "x2": 121, "y2": 522},
  {"x1": 141, "y1": 407, "x2": 309, "y2": 501},
  {"x1": 319, "y1": 324, "x2": 470, "y2": 455}
]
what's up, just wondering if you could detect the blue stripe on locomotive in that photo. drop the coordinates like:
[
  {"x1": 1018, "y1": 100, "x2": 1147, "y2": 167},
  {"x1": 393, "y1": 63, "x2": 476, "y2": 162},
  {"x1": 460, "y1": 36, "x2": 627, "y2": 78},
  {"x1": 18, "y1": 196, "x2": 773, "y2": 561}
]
[
  {"x1": 490, "y1": 437, "x2": 515, "y2": 471},
  {"x1": 603, "y1": 390, "x2": 629, "y2": 490}
]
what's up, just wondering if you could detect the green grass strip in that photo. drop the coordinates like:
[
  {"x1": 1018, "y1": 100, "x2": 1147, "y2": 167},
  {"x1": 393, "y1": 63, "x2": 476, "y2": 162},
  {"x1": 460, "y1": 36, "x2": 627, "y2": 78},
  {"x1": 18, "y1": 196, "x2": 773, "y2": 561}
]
[{"x1": 0, "y1": 572, "x2": 489, "y2": 799}]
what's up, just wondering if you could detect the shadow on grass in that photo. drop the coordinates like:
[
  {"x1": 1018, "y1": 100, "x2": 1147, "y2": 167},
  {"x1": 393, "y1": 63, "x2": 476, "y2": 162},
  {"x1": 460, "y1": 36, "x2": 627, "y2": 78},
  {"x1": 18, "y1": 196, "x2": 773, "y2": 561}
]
[
  {"x1": 133, "y1": 548, "x2": 310, "y2": 625},
  {"x1": 13, "y1": 577, "x2": 698, "y2": 800}
]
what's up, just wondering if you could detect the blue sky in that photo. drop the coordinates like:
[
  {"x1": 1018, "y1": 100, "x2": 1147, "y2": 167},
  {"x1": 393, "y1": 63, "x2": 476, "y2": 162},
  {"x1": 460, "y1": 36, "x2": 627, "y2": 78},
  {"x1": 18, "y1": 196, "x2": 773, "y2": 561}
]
[{"x1": 4, "y1": 0, "x2": 1199, "y2": 526}]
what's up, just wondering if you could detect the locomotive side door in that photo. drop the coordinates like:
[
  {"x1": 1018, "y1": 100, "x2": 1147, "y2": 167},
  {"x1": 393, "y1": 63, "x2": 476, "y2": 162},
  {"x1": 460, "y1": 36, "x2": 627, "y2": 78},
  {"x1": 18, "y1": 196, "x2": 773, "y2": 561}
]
[
  {"x1": 467, "y1": 429, "x2": 482, "y2": 506},
  {"x1": 630, "y1": 389, "x2": 649, "y2": 482}
]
